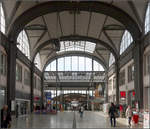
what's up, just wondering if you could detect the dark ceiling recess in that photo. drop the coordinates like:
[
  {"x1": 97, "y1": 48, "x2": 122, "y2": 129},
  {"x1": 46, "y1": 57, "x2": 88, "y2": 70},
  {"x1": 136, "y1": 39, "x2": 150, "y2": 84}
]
[
  {"x1": 103, "y1": 24, "x2": 125, "y2": 31},
  {"x1": 25, "y1": 24, "x2": 47, "y2": 31}
]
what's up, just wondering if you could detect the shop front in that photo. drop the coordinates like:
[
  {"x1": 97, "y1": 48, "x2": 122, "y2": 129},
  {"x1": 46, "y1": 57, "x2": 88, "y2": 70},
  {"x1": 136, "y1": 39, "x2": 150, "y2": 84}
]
[
  {"x1": 0, "y1": 87, "x2": 5, "y2": 109},
  {"x1": 16, "y1": 99, "x2": 30, "y2": 116},
  {"x1": 34, "y1": 96, "x2": 41, "y2": 112},
  {"x1": 120, "y1": 91, "x2": 126, "y2": 104},
  {"x1": 128, "y1": 90, "x2": 136, "y2": 108}
]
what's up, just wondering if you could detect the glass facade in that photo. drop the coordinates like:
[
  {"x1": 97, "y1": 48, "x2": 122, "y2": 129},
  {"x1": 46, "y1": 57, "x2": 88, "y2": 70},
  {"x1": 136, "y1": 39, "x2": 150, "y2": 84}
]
[
  {"x1": 145, "y1": 3, "x2": 150, "y2": 34},
  {"x1": 128, "y1": 63, "x2": 134, "y2": 82},
  {"x1": 34, "y1": 53, "x2": 42, "y2": 71},
  {"x1": 45, "y1": 56, "x2": 104, "y2": 71},
  {"x1": 17, "y1": 30, "x2": 30, "y2": 59},
  {"x1": 109, "y1": 53, "x2": 115, "y2": 67},
  {"x1": 0, "y1": 3, "x2": 5, "y2": 34},
  {"x1": 120, "y1": 30, "x2": 133, "y2": 55},
  {"x1": 58, "y1": 41, "x2": 96, "y2": 53}
]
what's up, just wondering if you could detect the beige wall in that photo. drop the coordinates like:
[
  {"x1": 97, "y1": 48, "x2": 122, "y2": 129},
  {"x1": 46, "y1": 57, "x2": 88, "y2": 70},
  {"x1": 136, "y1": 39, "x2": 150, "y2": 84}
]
[
  {"x1": 143, "y1": 45, "x2": 150, "y2": 110},
  {"x1": 16, "y1": 59, "x2": 30, "y2": 94},
  {"x1": 34, "y1": 73, "x2": 41, "y2": 97},
  {"x1": 119, "y1": 59, "x2": 134, "y2": 92},
  {"x1": 143, "y1": 45, "x2": 150, "y2": 88},
  {"x1": 16, "y1": 59, "x2": 41, "y2": 97}
]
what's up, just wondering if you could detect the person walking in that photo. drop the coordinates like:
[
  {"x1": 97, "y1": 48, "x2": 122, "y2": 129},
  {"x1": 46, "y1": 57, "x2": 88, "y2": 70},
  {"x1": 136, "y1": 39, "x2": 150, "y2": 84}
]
[
  {"x1": 108, "y1": 103, "x2": 117, "y2": 127},
  {"x1": 79, "y1": 106, "x2": 84, "y2": 118},
  {"x1": 1, "y1": 105, "x2": 11, "y2": 128},
  {"x1": 16, "y1": 104, "x2": 19, "y2": 118},
  {"x1": 126, "y1": 105, "x2": 133, "y2": 127}
]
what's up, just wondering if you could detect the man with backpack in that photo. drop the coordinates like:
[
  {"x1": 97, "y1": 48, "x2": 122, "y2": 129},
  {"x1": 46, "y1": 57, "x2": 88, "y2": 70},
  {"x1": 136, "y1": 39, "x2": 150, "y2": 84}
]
[{"x1": 108, "y1": 103, "x2": 118, "y2": 127}]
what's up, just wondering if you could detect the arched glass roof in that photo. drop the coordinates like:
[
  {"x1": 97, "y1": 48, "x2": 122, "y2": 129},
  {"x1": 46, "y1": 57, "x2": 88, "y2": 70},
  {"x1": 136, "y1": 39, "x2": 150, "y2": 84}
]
[
  {"x1": 109, "y1": 53, "x2": 115, "y2": 67},
  {"x1": 17, "y1": 30, "x2": 30, "y2": 59},
  {"x1": 0, "y1": 3, "x2": 5, "y2": 34},
  {"x1": 34, "y1": 53, "x2": 42, "y2": 71},
  {"x1": 58, "y1": 41, "x2": 96, "y2": 53},
  {"x1": 145, "y1": 3, "x2": 150, "y2": 34},
  {"x1": 120, "y1": 30, "x2": 133, "y2": 55},
  {"x1": 45, "y1": 56, "x2": 104, "y2": 71}
]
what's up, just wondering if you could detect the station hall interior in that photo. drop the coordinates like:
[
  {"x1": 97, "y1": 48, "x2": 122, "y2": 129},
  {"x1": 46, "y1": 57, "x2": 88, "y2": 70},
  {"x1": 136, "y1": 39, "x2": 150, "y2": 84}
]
[{"x1": 0, "y1": 0, "x2": 150, "y2": 128}]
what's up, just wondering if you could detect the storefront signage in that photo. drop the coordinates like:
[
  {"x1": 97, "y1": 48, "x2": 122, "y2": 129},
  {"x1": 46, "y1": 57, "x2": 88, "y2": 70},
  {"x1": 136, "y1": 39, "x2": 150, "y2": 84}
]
[
  {"x1": 34, "y1": 96, "x2": 39, "y2": 101},
  {"x1": 132, "y1": 91, "x2": 135, "y2": 96},
  {"x1": 120, "y1": 91, "x2": 126, "y2": 98}
]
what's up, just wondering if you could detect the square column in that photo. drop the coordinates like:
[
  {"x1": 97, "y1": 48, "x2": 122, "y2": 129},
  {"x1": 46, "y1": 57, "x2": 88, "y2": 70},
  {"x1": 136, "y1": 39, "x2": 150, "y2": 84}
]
[
  {"x1": 115, "y1": 61, "x2": 120, "y2": 105},
  {"x1": 133, "y1": 41, "x2": 143, "y2": 109},
  {"x1": 30, "y1": 62, "x2": 35, "y2": 112},
  {"x1": 104, "y1": 73, "x2": 108, "y2": 103},
  {"x1": 40, "y1": 75, "x2": 44, "y2": 108},
  {"x1": 7, "y1": 42, "x2": 17, "y2": 112}
]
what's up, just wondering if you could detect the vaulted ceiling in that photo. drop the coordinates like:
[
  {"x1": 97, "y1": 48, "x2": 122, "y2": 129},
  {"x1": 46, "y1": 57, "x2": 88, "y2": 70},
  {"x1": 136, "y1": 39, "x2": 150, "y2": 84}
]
[{"x1": 2, "y1": 0, "x2": 149, "y2": 70}]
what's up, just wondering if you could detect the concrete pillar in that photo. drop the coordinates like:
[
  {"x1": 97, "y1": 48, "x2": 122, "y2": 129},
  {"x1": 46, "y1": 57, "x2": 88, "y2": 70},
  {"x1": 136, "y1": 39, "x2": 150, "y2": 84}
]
[
  {"x1": 30, "y1": 62, "x2": 35, "y2": 112},
  {"x1": 115, "y1": 61, "x2": 120, "y2": 105},
  {"x1": 56, "y1": 58, "x2": 58, "y2": 112},
  {"x1": 104, "y1": 72, "x2": 108, "y2": 103},
  {"x1": 40, "y1": 75, "x2": 44, "y2": 108},
  {"x1": 7, "y1": 41, "x2": 17, "y2": 111},
  {"x1": 86, "y1": 89, "x2": 89, "y2": 110},
  {"x1": 133, "y1": 41, "x2": 143, "y2": 109}
]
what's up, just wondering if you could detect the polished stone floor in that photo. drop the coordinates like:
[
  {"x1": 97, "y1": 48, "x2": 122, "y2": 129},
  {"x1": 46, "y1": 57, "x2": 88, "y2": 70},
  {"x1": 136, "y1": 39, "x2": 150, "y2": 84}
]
[{"x1": 11, "y1": 111, "x2": 128, "y2": 128}]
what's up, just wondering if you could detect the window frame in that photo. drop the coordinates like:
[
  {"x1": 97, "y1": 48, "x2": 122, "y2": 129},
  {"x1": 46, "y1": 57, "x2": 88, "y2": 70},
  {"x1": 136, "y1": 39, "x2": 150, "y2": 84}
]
[{"x1": 120, "y1": 31, "x2": 133, "y2": 55}]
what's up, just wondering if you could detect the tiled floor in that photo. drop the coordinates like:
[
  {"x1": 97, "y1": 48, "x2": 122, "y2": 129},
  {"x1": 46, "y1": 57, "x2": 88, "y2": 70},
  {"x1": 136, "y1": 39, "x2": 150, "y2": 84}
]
[{"x1": 11, "y1": 111, "x2": 128, "y2": 128}]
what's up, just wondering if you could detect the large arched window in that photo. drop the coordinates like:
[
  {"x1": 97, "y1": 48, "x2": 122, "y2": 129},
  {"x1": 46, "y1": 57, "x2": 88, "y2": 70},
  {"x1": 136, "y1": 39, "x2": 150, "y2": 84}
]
[
  {"x1": 0, "y1": 3, "x2": 5, "y2": 34},
  {"x1": 58, "y1": 41, "x2": 96, "y2": 53},
  {"x1": 109, "y1": 53, "x2": 115, "y2": 67},
  {"x1": 120, "y1": 30, "x2": 133, "y2": 55},
  {"x1": 45, "y1": 56, "x2": 104, "y2": 71},
  {"x1": 17, "y1": 30, "x2": 30, "y2": 59},
  {"x1": 34, "y1": 53, "x2": 42, "y2": 71},
  {"x1": 145, "y1": 3, "x2": 150, "y2": 34}
]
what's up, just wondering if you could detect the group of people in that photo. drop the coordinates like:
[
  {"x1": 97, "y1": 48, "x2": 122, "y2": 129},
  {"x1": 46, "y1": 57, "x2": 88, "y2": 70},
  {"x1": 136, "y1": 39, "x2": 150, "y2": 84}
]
[
  {"x1": 108, "y1": 103, "x2": 133, "y2": 127},
  {"x1": 1, "y1": 105, "x2": 11, "y2": 128}
]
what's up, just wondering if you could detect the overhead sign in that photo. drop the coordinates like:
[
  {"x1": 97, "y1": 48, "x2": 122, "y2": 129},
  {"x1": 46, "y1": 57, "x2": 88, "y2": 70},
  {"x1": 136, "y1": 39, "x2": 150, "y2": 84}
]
[
  {"x1": 45, "y1": 92, "x2": 51, "y2": 100},
  {"x1": 120, "y1": 91, "x2": 126, "y2": 98}
]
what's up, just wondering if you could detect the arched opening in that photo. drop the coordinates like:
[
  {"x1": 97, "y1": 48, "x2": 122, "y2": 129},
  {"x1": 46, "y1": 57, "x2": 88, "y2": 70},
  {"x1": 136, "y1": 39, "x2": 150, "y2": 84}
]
[
  {"x1": 34, "y1": 53, "x2": 42, "y2": 71},
  {"x1": 45, "y1": 56, "x2": 104, "y2": 72},
  {"x1": 109, "y1": 53, "x2": 115, "y2": 67},
  {"x1": 145, "y1": 2, "x2": 150, "y2": 34},
  {"x1": 0, "y1": 2, "x2": 5, "y2": 34},
  {"x1": 58, "y1": 41, "x2": 96, "y2": 53},
  {"x1": 120, "y1": 30, "x2": 133, "y2": 55},
  {"x1": 17, "y1": 30, "x2": 30, "y2": 59}
]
